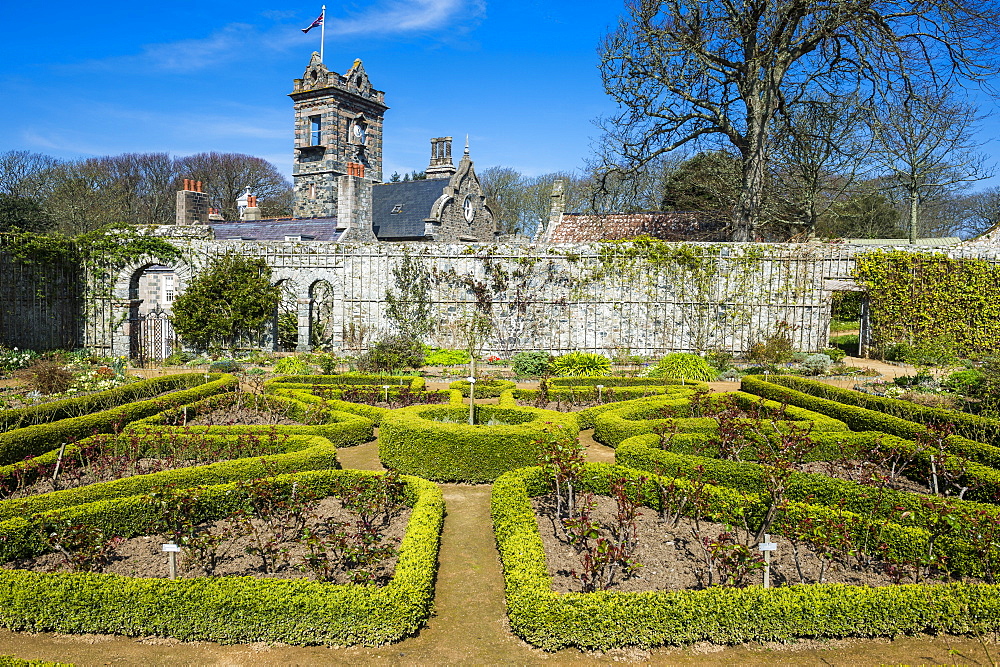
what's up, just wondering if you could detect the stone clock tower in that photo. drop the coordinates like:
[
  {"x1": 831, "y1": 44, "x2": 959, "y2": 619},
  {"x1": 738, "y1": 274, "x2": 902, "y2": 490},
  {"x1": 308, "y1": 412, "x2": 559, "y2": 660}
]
[{"x1": 289, "y1": 54, "x2": 388, "y2": 222}]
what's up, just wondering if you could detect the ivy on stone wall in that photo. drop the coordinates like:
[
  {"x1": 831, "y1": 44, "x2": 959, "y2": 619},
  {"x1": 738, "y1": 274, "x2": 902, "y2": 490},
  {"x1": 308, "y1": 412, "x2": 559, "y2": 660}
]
[{"x1": 853, "y1": 249, "x2": 1000, "y2": 356}]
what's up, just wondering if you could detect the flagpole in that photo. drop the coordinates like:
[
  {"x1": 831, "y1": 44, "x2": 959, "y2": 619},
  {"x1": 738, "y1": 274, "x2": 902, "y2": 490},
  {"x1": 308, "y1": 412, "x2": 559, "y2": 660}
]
[{"x1": 320, "y1": 5, "x2": 326, "y2": 63}]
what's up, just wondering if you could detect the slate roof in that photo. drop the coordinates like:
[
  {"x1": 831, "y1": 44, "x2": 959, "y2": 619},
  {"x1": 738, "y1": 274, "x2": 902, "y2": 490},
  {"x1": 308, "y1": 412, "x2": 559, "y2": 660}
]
[
  {"x1": 547, "y1": 212, "x2": 728, "y2": 243},
  {"x1": 841, "y1": 237, "x2": 961, "y2": 246},
  {"x1": 372, "y1": 179, "x2": 447, "y2": 239},
  {"x1": 209, "y1": 218, "x2": 342, "y2": 242}
]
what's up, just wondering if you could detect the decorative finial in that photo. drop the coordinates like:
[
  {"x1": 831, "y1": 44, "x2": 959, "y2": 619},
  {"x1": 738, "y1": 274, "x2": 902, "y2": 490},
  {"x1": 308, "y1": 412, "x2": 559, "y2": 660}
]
[{"x1": 464, "y1": 134, "x2": 470, "y2": 156}]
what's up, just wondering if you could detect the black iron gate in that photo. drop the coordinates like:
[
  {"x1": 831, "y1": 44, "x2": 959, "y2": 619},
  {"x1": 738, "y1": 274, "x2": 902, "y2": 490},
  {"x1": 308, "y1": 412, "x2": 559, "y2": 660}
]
[{"x1": 129, "y1": 307, "x2": 175, "y2": 367}]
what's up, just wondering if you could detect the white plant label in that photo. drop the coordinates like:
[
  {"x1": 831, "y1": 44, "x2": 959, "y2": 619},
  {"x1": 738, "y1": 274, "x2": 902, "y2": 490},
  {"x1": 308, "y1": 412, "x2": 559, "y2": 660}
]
[{"x1": 162, "y1": 543, "x2": 181, "y2": 553}]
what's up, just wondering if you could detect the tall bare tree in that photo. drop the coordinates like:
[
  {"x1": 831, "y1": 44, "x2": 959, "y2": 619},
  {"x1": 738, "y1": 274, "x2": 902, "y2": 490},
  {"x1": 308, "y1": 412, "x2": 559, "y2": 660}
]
[
  {"x1": 870, "y1": 87, "x2": 990, "y2": 242},
  {"x1": 177, "y1": 152, "x2": 292, "y2": 220},
  {"x1": 598, "y1": 0, "x2": 1000, "y2": 240}
]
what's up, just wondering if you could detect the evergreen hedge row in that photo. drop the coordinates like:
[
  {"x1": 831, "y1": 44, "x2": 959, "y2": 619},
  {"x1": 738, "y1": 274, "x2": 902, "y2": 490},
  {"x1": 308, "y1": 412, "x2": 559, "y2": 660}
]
[
  {"x1": 269, "y1": 374, "x2": 426, "y2": 390},
  {"x1": 747, "y1": 374, "x2": 1000, "y2": 447},
  {"x1": 616, "y1": 432, "x2": 1000, "y2": 527},
  {"x1": 0, "y1": 373, "x2": 221, "y2": 434},
  {"x1": 492, "y1": 463, "x2": 1000, "y2": 650},
  {"x1": 548, "y1": 377, "x2": 706, "y2": 388},
  {"x1": 0, "y1": 469, "x2": 444, "y2": 646},
  {"x1": 512, "y1": 384, "x2": 700, "y2": 405},
  {"x1": 266, "y1": 385, "x2": 465, "y2": 425},
  {"x1": 0, "y1": 374, "x2": 237, "y2": 467},
  {"x1": 379, "y1": 405, "x2": 578, "y2": 483},
  {"x1": 0, "y1": 434, "x2": 338, "y2": 522},
  {"x1": 448, "y1": 379, "x2": 517, "y2": 398},
  {"x1": 741, "y1": 376, "x2": 1000, "y2": 468},
  {"x1": 124, "y1": 391, "x2": 374, "y2": 445},
  {"x1": 591, "y1": 392, "x2": 847, "y2": 447},
  {"x1": 569, "y1": 389, "x2": 703, "y2": 429}
]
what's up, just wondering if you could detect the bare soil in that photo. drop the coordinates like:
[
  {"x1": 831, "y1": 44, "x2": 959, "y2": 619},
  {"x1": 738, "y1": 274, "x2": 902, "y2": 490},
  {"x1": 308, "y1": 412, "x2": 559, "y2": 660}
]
[
  {"x1": 798, "y1": 459, "x2": 931, "y2": 495},
  {"x1": 3, "y1": 457, "x2": 206, "y2": 501},
  {"x1": 5, "y1": 496, "x2": 410, "y2": 585},
  {"x1": 533, "y1": 493, "x2": 903, "y2": 593}
]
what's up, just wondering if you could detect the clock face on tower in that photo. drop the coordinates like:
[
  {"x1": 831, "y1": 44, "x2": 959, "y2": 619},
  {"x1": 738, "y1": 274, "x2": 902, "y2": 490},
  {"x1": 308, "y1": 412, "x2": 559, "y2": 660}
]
[
  {"x1": 463, "y1": 195, "x2": 475, "y2": 223},
  {"x1": 353, "y1": 123, "x2": 366, "y2": 142}
]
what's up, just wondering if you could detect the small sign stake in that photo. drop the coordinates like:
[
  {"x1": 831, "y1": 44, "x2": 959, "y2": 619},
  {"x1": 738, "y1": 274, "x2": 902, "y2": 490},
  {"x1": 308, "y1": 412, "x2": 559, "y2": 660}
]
[
  {"x1": 162, "y1": 542, "x2": 181, "y2": 579},
  {"x1": 759, "y1": 534, "x2": 777, "y2": 589},
  {"x1": 467, "y1": 377, "x2": 477, "y2": 425}
]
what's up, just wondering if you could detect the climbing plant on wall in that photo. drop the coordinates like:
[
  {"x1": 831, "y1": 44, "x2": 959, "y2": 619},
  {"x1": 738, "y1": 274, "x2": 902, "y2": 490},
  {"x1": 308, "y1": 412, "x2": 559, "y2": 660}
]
[
  {"x1": 853, "y1": 249, "x2": 1000, "y2": 357},
  {"x1": 385, "y1": 249, "x2": 434, "y2": 341}
]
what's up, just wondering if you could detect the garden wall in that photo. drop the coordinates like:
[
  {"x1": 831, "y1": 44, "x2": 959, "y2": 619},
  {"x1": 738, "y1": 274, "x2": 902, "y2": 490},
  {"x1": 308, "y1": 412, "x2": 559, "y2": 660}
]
[{"x1": 7, "y1": 227, "x2": 999, "y2": 356}]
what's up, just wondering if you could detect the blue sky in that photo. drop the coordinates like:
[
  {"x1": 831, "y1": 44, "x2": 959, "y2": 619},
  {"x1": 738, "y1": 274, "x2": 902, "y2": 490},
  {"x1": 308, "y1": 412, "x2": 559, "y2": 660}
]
[{"x1": 2, "y1": 1, "x2": 998, "y2": 187}]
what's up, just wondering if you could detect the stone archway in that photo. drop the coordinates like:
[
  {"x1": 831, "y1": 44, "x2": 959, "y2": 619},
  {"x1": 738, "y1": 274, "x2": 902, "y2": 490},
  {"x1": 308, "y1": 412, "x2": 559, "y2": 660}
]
[{"x1": 109, "y1": 256, "x2": 193, "y2": 359}]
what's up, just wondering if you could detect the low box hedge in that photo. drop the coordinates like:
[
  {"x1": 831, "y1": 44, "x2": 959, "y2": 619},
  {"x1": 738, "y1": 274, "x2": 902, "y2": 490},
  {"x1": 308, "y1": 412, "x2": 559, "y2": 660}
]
[
  {"x1": 592, "y1": 392, "x2": 847, "y2": 448},
  {"x1": 569, "y1": 389, "x2": 703, "y2": 430},
  {"x1": 0, "y1": 433, "x2": 338, "y2": 521},
  {"x1": 492, "y1": 463, "x2": 1000, "y2": 650},
  {"x1": 379, "y1": 404, "x2": 578, "y2": 483},
  {"x1": 0, "y1": 468, "x2": 444, "y2": 646},
  {"x1": 754, "y1": 375, "x2": 1000, "y2": 447},
  {"x1": 513, "y1": 383, "x2": 701, "y2": 406},
  {"x1": 742, "y1": 376, "x2": 1000, "y2": 469},
  {"x1": 0, "y1": 373, "x2": 223, "y2": 434},
  {"x1": 123, "y1": 391, "x2": 374, "y2": 446},
  {"x1": 548, "y1": 377, "x2": 706, "y2": 388},
  {"x1": 0, "y1": 374, "x2": 237, "y2": 467},
  {"x1": 269, "y1": 374, "x2": 425, "y2": 391},
  {"x1": 266, "y1": 386, "x2": 464, "y2": 425},
  {"x1": 615, "y1": 432, "x2": 1000, "y2": 528},
  {"x1": 448, "y1": 379, "x2": 517, "y2": 398}
]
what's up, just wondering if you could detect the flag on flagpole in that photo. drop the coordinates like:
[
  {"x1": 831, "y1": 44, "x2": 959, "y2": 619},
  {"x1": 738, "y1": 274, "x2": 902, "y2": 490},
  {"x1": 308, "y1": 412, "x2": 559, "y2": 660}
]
[{"x1": 302, "y1": 13, "x2": 324, "y2": 33}]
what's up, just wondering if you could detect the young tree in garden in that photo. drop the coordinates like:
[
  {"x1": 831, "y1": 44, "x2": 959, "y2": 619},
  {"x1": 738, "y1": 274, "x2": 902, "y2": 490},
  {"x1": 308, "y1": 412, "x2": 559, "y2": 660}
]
[
  {"x1": 598, "y1": 0, "x2": 1000, "y2": 241},
  {"x1": 171, "y1": 253, "x2": 281, "y2": 351},
  {"x1": 384, "y1": 250, "x2": 433, "y2": 341}
]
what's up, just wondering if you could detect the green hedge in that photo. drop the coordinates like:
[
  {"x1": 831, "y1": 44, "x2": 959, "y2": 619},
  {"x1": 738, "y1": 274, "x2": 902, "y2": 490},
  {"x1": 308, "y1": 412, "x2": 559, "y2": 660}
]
[
  {"x1": 266, "y1": 385, "x2": 464, "y2": 425},
  {"x1": 592, "y1": 392, "x2": 847, "y2": 447},
  {"x1": 448, "y1": 379, "x2": 517, "y2": 398},
  {"x1": 513, "y1": 383, "x2": 701, "y2": 406},
  {"x1": 616, "y1": 432, "x2": 1000, "y2": 526},
  {"x1": 741, "y1": 376, "x2": 1000, "y2": 469},
  {"x1": 750, "y1": 375, "x2": 1000, "y2": 447},
  {"x1": 0, "y1": 434, "x2": 338, "y2": 522},
  {"x1": 0, "y1": 374, "x2": 237, "y2": 467},
  {"x1": 548, "y1": 377, "x2": 707, "y2": 388},
  {"x1": 123, "y1": 391, "x2": 374, "y2": 445},
  {"x1": 0, "y1": 373, "x2": 222, "y2": 434},
  {"x1": 569, "y1": 391, "x2": 699, "y2": 430},
  {"x1": 379, "y1": 404, "x2": 578, "y2": 483},
  {"x1": 0, "y1": 469, "x2": 444, "y2": 646},
  {"x1": 268, "y1": 374, "x2": 425, "y2": 390},
  {"x1": 492, "y1": 463, "x2": 1000, "y2": 650}
]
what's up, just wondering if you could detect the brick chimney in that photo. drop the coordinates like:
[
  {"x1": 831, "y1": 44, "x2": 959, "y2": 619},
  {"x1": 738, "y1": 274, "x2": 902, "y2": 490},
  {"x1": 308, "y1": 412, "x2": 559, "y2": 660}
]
[
  {"x1": 426, "y1": 137, "x2": 456, "y2": 179},
  {"x1": 241, "y1": 195, "x2": 261, "y2": 221},
  {"x1": 175, "y1": 180, "x2": 209, "y2": 225}
]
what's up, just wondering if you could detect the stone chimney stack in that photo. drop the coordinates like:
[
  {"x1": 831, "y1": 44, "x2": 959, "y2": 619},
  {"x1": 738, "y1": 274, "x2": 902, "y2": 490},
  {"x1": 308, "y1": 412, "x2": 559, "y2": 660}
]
[
  {"x1": 241, "y1": 195, "x2": 261, "y2": 221},
  {"x1": 426, "y1": 137, "x2": 456, "y2": 179},
  {"x1": 337, "y1": 162, "x2": 376, "y2": 242},
  {"x1": 539, "y1": 178, "x2": 567, "y2": 242},
  {"x1": 175, "y1": 179, "x2": 209, "y2": 225}
]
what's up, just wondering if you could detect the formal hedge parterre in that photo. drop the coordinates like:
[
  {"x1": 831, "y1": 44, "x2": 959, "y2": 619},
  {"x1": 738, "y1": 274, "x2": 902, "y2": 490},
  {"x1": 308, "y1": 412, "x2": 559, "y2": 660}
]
[
  {"x1": 0, "y1": 469, "x2": 444, "y2": 646},
  {"x1": 750, "y1": 375, "x2": 1000, "y2": 447},
  {"x1": 512, "y1": 383, "x2": 702, "y2": 405},
  {"x1": 0, "y1": 373, "x2": 222, "y2": 434},
  {"x1": 123, "y1": 391, "x2": 374, "y2": 446},
  {"x1": 591, "y1": 392, "x2": 847, "y2": 448},
  {"x1": 615, "y1": 432, "x2": 1000, "y2": 527},
  {"x1": 265, "y1": 385, "x2": 465, "y2": 425},
  {"x1": 742, "y1": 376, "x2": 1000, "y2": 469},
  {"x1": 448, "y1": 379, "x2": 517, "y2": 398},
  {"x1": 0, "y1": 434, "x2": 338, "y2": 521},
  {"x1": 379, "y1": 405, "x2": 578, "y2": 483},
  {"x1": 548, "y1": 377, "x2": 707, "y2": 388},
  {"x1": 567, "y1": 388, "x2": 706, "y2": 430},
  {"x1": 492, "y1": 463, "x2": 1000, "y2": 650},
  {"x1": 269, "y1": 374, "x2": 426, "y2": 391},
  {"x1": 0, "y1": 374, "x2": 237, "y2": 467}
]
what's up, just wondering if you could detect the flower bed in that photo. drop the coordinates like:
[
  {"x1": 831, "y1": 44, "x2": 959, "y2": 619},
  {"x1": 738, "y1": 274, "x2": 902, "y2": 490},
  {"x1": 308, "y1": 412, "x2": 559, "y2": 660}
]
[
  {"x1": 492, "y1": 463, "x2": 1000, "y2": 650},
  {"x1": 591, "y1": 392, "x2": 847, "y2": 447},
  {"x1": 0, "y1": 469, "x2": 444, "y2": 646},
  {"x1": 379, "y1": 404, "x2": 578, "y2": 483},
  {"x1": 0, "y1": 374, "x2": 237, "y2": 466}
]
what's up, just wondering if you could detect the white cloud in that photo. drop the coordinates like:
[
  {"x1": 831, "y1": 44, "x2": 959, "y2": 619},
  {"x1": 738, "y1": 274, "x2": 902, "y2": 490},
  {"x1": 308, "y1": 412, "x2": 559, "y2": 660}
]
[{"x1": 328, "y1": 0, "x2": 484, "y2": 35}]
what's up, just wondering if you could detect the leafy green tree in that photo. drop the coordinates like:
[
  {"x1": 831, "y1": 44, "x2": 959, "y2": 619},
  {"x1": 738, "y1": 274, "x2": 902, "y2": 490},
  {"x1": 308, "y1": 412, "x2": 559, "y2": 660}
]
[
  {"x1": 660, "y1": 152, "x2": 741, "y2": 214},
  {"x1": 171, "y1": 253, "x2": 280, "y2": 351}
]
